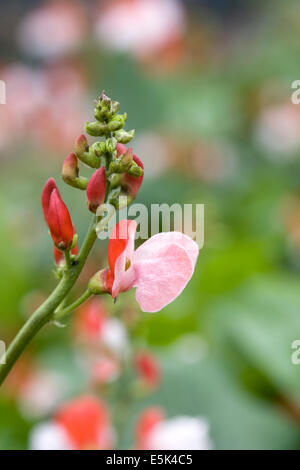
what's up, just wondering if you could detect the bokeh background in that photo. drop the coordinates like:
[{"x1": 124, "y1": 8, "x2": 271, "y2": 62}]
[{"x1": 1, "y1": 0, "x2": 300, "y2": 450}]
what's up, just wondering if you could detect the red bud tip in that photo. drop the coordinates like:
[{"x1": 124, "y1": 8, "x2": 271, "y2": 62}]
[
  {"x1": 116, "y1": 143, "x2": 127, "y2": 157},
  {"x1": 41, "y1": 178, "x2": 60, "y2": 221},
  {"x1": 86, "y1": 166, "x2": 106, "y2": 213},
  {"x1": 47, "y1": 189, "x2": 74, "y2": 250},
  {"x1": 62, "y1": 153, "x2": 79, "y2": 181},
  {"x1": 75, "y1": 134, "x2": 89, "y2": 155},
  {"x1": 122, "y1": 154, "x2": 144, "y2": 198}
]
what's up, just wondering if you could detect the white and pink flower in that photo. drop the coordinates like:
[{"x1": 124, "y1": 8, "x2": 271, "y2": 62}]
[
  {"x1": 136, "y1": 407, "x2": 212, "y2": 450},
  {"x1": 75, "y1": 298, "x2": 129, "y2": 358},
  {"x1": 17, "y1": 0, "x2": 87, "y2": 59},
  {"x1": 94, "y1": 0, "x2": 185, "y2": 60},
  {"x1": 94, "y1": 219, "x2": 199, "y2": 313},
  {"x1": 30, "y1": 395, "x2": 115, "y2": 450}
]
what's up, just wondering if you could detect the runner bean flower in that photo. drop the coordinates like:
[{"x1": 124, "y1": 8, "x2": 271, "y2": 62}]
[{"x1": 0, "y1": 91, "x2": 200, "y2": 393}]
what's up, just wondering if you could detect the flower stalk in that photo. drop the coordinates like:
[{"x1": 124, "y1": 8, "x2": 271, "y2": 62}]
[{"x1": 0, "y1": 89, "x2": 139, "y2": 386}]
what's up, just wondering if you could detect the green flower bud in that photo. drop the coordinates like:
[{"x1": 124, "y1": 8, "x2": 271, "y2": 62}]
[
  {"x1": 111, "y1": 100, "x2": 120, "y2": 115},
  {"x1": 108, "y1": 161, "x2": 118, "y2": 175},
  {"x1": 107, "y1": 113, "x2": 127, "y2": 132},
  {"x1": 114, "y1": 129, "x2": 135, "y2": 144},
  {"x1": 90, "y1": 141, "x2": 106, "y2": 159},
  {"x1": 127, "y1": 160, "x2": 144, "y2": 177},
  {"x1": 118, "y1": 148, "x2": 133, "y2": 172},
  {"x1": 88, "y1": 269, "x2": 110, "y2": 295},
  {"x1": 110, "y1": 173, "x2": 122, "y2": 189},
  {"x1": 109, "y1": 189, "x2": 131, "y2": 210},
  {"x1": 94, "y1": 91, "x2": 120, "y2": 121},
  {"x1": 109, "y1": 149, "x2": 133, "y2": 174},
  {"x1": 106, "y1": 137, "x2": 117, "y2": 154},
  {"x1": 86, "y1": 121, "x2": 109, "y2": 137}
]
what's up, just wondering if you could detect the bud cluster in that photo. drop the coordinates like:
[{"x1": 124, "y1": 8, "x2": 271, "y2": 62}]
[
  {"x1": 41, "y1": 91, "x2": 144, "y2": 266},
  {"x1": 82, "y1": 91, "x2": 143, "y2": 212}
]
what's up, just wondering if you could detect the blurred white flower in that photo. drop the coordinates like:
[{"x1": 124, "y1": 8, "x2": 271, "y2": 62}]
[
  {"x1": 147, "y1": 416, "x2": 212, "y2": 450},
  {"x1": 136, "y1": 407, "x2": 213, "y2": 450},
  {"x1": 101, "y1": 318, "x2": 129, "y2": 357},
  {"x1": 255, "y1": 103, "x2": 300, "y2": 159},
  {"x1": 193, "y1": 140, "x2": 238, "y2": 182},
  {"x1": 30, "y1": 422, "x2": 73, "y2": 450},
  {"x1": 133, "y1": 132, "x2": 171, "y2": 177},
  {"x1": 91, "y1": 357, "x2": 121, "y2": 385},
  {"x1": 0, "y1": 64, "x2": 45, "y2": 144},
  {"x1": 94, "y1": 0, "x2": 185, "y2": 59},
  {"x1": 0, "y1": 61, "x2": 87, "y2": 152},
  {"x1": 30, "y1": 396, "x2": 115, "y2": 450},
  {"x1": 19, "y1": 370, "x2": 69, "y2": 419},
  {"x1": 17, "y1": 0, "x2": 86, "y2": 59}
]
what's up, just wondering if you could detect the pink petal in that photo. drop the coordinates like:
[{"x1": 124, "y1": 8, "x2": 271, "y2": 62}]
[
  {"x1": 133, "y1": 240, "x2": 195, "y2": 312},
  {"x1": 137, "y1": 231, "x2": 199, "y2": 268}
]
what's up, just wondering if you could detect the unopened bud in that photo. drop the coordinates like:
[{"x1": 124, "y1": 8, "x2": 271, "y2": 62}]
[
  {"x1": 114, "y1": 129, "x2": 135, "y2": 144},
  {"x1": 94, "y1": 91, "x2": 120, "y2": 121},
  {"x1": 106, "y1": 137, "x2": 117, "y2": 154},
  {"x1": 121, "y1": 154, "x2": 144, "y2": 200},
  {"x1": 74, "y1": 134, "x2": 89, "y2": 156},
  {"x1": 62, "y1": 153, "x2": 88, "y2": 190},
  {"x1": 117, "y1": 143, "x2": 127, "y2": 157},
  {"x1": 108, "y1": 161, "x2": 118, "y2": 175},
  {"x1": 119, "y1": 148, "x2": 133, "y2": 172},
  {"x1": 86, "y1": 121, "x2": 109, "y2": 137},
  {"x1": 75, "y1": 135, "x2": 99, "y2": 168},
  {"x1": 63, "y1": 153, "x2": 78, "y2": 180},
  {"x1": 91, "y1": 141, "x2": 106, "y2": 159},
  {"x1": 109, "y1": 190, "x2": 130, "y2": 210},
  {"x1": 110, "y1": 173, "x2": 122, "y2": 189},
  {"x1": 88, "y1": 269, "x2": 110, "y2": 295},
  {"x1": 47, "y1": 189, "x2": 74, "y2": 250},
  {"x1": 109, "y1": 149, "x2": 133, "y2": 175},
  {"x1": 86, "y1": 166, "x2": 106, "y2": 213},
  {"x1": 111, "y1": 100, "x2": 120, "y2": 115},
  {"x1": 107, "y1": 113, "x2": 127, "y2": 132},
  {"x1": 41, "y1": 178, "x2": 60, "y2": 222},
  {"x1": 127, "y1": 160, "x2": 144, "y2": 177}
]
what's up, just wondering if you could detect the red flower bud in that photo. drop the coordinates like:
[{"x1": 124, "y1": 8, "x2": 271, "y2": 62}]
[
  {"x1": 122, "y1": 154, "x2": 144, "y2": 199},
  {"x1": 74, "y1": 134, "x2": 89, "y2": 156},
  {"x1": 116, "y1": 144, "x2": 144, "y2": 200},
  {"x1": 86, "y1": 166, "x2": 106, "y2": 213},
  {"x1": 41, "y1": 178, "x2": 60, "y2": 222},
  {"x1": 116, "y1": 143, "x2": 127, "y2": 157},
  {"x1": 47, "y1": 189, "x2": 74, "y2": 250},
  {"x1": 62, "y1": 153, "x2": 79, "y2": 182},
  {"x1": 134, "y1": 351, "x2": 161, "y2": 389}
]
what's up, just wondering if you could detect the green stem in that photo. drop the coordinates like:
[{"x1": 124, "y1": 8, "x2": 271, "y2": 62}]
[
  {"x1": 54, "y1": 290, "x2": 92, "y2": 321},
  {"x1": 64, "y1": 250, "x2": 72, "y2": 270},
  {"x1": 0, "y1": 216, "x2": 98, "y2": 386}
]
